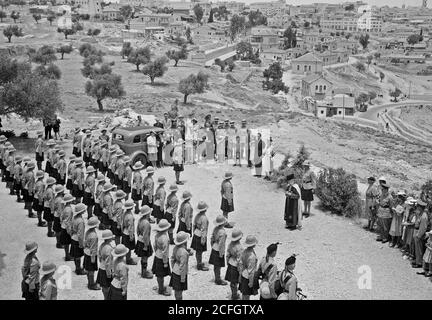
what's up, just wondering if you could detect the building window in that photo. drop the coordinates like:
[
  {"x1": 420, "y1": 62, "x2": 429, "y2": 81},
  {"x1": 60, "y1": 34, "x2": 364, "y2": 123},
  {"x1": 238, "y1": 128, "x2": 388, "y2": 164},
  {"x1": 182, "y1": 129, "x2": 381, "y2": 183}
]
[
  {"x1": 297, "y1": 65, "x2": 300, "y2": 71},
  {"x1": 315, "y1": 85, "x2": 318, "y2": 90},
  {"x1": 323, "y1": 85, "x2": 326, "y2": 90},
  {"x1": 308, "y1": 66, "x2": 311, "y2": 71}
]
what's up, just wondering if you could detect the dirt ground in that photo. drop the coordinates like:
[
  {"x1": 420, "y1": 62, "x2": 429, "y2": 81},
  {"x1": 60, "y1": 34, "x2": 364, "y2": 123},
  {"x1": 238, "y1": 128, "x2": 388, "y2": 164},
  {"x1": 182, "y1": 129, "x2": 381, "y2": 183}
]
[{"x1": 1, "y1": 157, "x2": 432, "y2": 300}]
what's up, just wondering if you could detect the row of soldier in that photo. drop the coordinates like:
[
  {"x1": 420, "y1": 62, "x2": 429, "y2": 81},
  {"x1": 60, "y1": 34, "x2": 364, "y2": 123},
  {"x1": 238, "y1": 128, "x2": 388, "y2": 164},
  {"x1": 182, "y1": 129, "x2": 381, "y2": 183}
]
[{"x1": 0, "y1": 131, "x2": 299, "y2": 300}]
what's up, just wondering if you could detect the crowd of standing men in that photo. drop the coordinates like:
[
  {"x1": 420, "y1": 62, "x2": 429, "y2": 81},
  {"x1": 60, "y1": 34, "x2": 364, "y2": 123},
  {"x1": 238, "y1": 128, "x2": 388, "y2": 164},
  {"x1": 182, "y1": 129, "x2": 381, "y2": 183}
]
[
  {"x1": 365, "y1": 176, "x2": 432, "y2": 279},
  {"x1": 0, "y1": 123, "x2": 302, "y2": 301}
]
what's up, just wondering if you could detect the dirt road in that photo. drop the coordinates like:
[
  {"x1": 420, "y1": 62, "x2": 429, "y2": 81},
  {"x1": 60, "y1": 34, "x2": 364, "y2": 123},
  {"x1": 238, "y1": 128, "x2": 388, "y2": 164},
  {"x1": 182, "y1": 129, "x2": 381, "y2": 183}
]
[{"x1": 1, "y1": 162, "x2": 431, "y2": 300}]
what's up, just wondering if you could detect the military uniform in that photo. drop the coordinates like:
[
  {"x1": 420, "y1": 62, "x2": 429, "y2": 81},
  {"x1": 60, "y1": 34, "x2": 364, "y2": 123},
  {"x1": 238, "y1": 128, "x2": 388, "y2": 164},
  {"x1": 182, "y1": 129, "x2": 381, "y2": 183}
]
[
  {"x1": 153, "y1": 185, "x2": 166, "y2": 222},
  {"x1": 121, "y1": 209, "x2": 136, "y2": 252},
  {"x1": 165, "y1": 192, "x2": 179, "y2": 243},
  {"x1": 142, "y1": 175, "x2": 154, "y2": 208},
  {"x1": 83, "y1": 135, "x2": 92, "y2": 166},
  {"x1": 152, "y1": 232, "x2": 171, "y2": 277},
  {"x1": 177, "y1": 200, "x2": 193, "y2": 235},
  {"x1": 66, "y1": 160, "x2": 76, "y2": 191},
  {"x1": 97, "y1": 241, "x2": 114, "y2": 299},
  {"x1": 13, "y1": 159, "x2": 23, "y2": 201},
  {"x1": 108, "y1": 258, "x2": 129, "y2": 300},
  {"x1": 83, "y1": 229, "x2": 99, "y2": 272},
  {"x1": 131, "y1": 170, "x2": 143, "y2": 212},
  {"x1": 70, "y1": 212, "x2": 85, "y2": 274},
  {"x1": 72, "y1": 164, "x2": 84, "y2": 200},
  {"x1": 21, "y1": 254, "x2": 40, "y2": 300},
  {"x1": 35, "y1": 137, "x2": 44, "y2": 170},
  {"x1": 57, "y1": 155, "x2": 67, "y2": 186},
  {"x1": 169, "y1": 246, "x2": 189, "y2": 293},
  {"x1": 39, "y1": 275, "x2": 57, "y2": 300},
  {"x1": 239, "y1": 248, "x2": 258, "y2": 297},
  {"x1": 72, "y1": 130, "x2": 83, "y2": 157},
  {"x1": 112, "y1": 199, "x2": 124, "y2": 240}
]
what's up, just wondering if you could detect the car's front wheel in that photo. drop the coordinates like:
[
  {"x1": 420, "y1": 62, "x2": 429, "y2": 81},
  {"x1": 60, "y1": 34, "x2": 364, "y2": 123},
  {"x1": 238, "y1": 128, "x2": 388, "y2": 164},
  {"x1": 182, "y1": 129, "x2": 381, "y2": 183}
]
[{"x1": 133, "y1": 154, "x2": 147, "y2": 167}]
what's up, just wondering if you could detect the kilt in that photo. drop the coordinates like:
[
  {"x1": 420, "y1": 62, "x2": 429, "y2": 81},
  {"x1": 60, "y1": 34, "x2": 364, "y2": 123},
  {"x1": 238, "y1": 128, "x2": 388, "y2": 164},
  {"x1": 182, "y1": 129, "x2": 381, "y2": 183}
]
[
  {"x1": 111, "y1": 222, "x2": 122, "y2": 237},
  {"x1": 35, "y1": 152, "x2": 44, "y2": 162},
  {"x1": 66, "y1": 179, "x2": 73, "y2": 191},
  {"x1": 135, "y1": 240, "x2": 153, "y2": 257},
  {"x1": 59, "y1": 228, "x2": 71, "y2": 245},
  {"x1": 131, "y1": 189, "x2": 142, "y2": 201},
  {"x1": 83, "y1": 192, "x2": 95, "y2": 206},
  {"x1": 107, "y1": 170, "x2": 113, "y2": 181},
  {"x1": 101, "y1": 212, "x2": 110, "y2": 227},
  {"x1": 4, "y1": 170, "x2": 11, "y2": 182},
  {"x1": 209, "y1": 249, "x2": 225, "y2": 267},
  {"x1": 169, "y1": 273, "x2": 187, "y2": 291},
  {"x1": 22, "y1": 189, "x2": 29, "y2": 202},
  {"x1": 43, "y1": 207, "x2": 54, "y2": 222},
  {"x1": 83, "y1": 154, "x2": 91, "y2": 164},
  {"x1": 21, "y1": 281, "x2": 40, "y2": 300},
  {"x1": 26, "y1": 194, "x2": 34, "y2": 206},
  {"x1": 0, "y1": 159, "x2": 3, "y2": 170},
  {"x1": 72, "y1": 147, "x2": 81, "y2": 158},
  {"x1": 45, "y1": 162, "x2": 52, "y2": 176},
  {"x1": 141, "y1": 195, "x2": 153, "y2": 208},
  {"x1": 13, "y1": 180, "x2": 22, "y2": 191},
  {"x1": 173, "y1": 163, "x2": 184, "y2": 172},
  {"x1": 240, "y1": 276, "x2": 257, "y2": 296},
  {"x1": 83, "y1": 254, "x2": 98, "y2": 272},
  {"x1": 152, "y1": 257, "x2": 171, "y2": 277},
  {"x1": 32, "y1": 199, "x2": 43, "y2": 212},
  {"x1": 121, "y1": 235, "x2": 136, "y2": 250},
  {"x1": 225, "y1": 264, "x2": 240, "y2": 284},
  {"x1": 51, "y1": 168, "x2": 59, "y2": 180},
  {"x1": 164, "y1": 212, "x2": 175, "y2": 229},
  {"x1": 152, "y1": 205, "x2": 164, "y2": 220},
  {"x1": 177, "y1": 221, "x2": 191, "y2": 236},
  {"x1": 191, "y1": 235, "x2": 207, "y2": 252},
  {"x1": 107, "y1": 285, "x2": 126, "y2": 300},
  {"x1": 69, "y1": 239, "x2": 84, "y2": 258},
  {"x1": 122, "y1": 180, "x2": 131, "y2": 194},
  {"x1": 98, "y1": 161, "x2": 106, "y2": 173},
  {"x1": 72, "y1": 184, "x2": 84, "y2": 198},
  {"x1": 96, "y1": 269, "x2": 112, "y2": 288},
  {"x1": 57, "y1": 177, "x2": 66, "y2": 186},
  {"x1": 114, "y1": 175, "x2": 120, "y2": 187},
  {"x1": 93, "y1": 203, "x2": 102, "y2": 217},
  {"x1": 53, "y1": 217, "x2": 62, "y2": 233},
  {"x1": 220, "y1": 198, "x2": 234, "y2": 213},
  {"x1": 301, "y1": 188, "x2": 314, "y2": 201}
]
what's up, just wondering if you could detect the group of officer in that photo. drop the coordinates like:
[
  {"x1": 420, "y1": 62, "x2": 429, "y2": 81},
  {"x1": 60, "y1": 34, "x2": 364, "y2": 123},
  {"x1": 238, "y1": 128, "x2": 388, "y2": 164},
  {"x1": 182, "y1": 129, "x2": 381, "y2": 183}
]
[{"x1": 0, "y1": 122, "x2": 300, "y2": 301}]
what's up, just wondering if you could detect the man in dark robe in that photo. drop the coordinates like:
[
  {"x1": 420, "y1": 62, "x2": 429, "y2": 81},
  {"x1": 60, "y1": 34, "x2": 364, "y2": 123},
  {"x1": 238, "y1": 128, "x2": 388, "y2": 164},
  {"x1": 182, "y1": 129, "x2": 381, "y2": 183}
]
[{"x1": 284, "y1": 173, "x2": 302, "y2": 230}]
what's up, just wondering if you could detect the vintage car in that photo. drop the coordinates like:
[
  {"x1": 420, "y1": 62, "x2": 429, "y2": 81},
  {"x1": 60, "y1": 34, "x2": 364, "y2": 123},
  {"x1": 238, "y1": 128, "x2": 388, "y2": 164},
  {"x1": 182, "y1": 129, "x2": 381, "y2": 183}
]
[{"x1": 111, "y1": 126, "x2": 164, "y2": 165}]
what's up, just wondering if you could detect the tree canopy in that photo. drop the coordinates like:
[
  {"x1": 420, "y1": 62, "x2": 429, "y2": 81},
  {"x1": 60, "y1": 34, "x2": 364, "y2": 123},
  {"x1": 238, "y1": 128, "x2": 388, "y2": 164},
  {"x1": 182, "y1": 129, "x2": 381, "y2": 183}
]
[
  {"x1": 178, "y1": 71, "x2": 209, "y2": 104},
  {"x1": 127, "y1": 47, "x2": 151, "y2": 71}
]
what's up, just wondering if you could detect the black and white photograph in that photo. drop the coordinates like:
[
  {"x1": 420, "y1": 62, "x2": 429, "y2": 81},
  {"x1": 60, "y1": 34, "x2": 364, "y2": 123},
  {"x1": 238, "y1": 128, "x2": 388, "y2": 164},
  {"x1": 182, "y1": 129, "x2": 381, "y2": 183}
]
[{"x1": 0, "y1": 0, "x2": 432, "y2": 305}]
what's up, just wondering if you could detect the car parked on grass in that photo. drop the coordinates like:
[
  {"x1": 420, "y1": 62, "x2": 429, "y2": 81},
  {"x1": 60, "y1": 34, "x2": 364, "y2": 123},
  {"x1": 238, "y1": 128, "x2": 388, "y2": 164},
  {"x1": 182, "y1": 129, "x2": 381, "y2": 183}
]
[{"x1": 111, "y1": 126, "x2": 164, "y2": 165}]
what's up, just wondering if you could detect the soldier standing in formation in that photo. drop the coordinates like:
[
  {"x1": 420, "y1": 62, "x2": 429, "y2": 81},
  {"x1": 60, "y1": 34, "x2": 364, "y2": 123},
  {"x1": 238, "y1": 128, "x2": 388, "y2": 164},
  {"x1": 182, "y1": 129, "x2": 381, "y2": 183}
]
[
  {"x1": 164, "y1": 184, "x2": 179, "y2": 245},
  {"x1": 191, "y1": 201, "x2": 209, "y2": 272},
  {"x1": 135, "y1": 205, "x2": 154, "y2": 279}
]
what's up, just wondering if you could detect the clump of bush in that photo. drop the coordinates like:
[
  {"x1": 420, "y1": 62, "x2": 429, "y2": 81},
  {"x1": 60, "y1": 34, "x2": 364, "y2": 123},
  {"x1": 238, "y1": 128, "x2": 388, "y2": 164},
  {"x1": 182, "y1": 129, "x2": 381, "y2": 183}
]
[
  {"x1": 271, "y1": 144, "x2": 309, "y2": 189},
  {"x1": 0, "y1": 130, "x2": 16, "y2": 138},
  {"x1": 315, "y1": 167, "x2": 362, "y2": 218},
  {"x1": 420, "y1": 179, "x2": 432, "y2": 212}
]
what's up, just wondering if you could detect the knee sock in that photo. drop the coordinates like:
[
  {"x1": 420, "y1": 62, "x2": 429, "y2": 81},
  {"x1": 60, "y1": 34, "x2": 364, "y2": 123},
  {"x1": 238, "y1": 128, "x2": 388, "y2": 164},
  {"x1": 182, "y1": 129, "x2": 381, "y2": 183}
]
[
  {"x1": 196, "y1": 251, "x2": 202, "y2": 267},
  {"x1": 74, "y1": 259, "x2": 81, "y2": 271},
  {"x1": 157, "y1": 277, "x2": 164, "y2": 293}
]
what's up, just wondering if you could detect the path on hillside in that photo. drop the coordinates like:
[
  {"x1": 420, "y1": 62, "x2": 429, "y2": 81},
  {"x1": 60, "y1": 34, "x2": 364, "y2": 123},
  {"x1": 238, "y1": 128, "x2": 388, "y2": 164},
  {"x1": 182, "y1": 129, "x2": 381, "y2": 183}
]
[{"x1": 1, "y1": 163, "x2": 432, "y2": 300}]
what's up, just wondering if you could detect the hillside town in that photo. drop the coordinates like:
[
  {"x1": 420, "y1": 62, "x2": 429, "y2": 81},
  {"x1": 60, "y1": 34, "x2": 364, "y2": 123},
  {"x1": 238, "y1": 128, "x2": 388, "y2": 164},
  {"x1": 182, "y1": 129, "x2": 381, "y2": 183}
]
[{"x1": 1, "y1": 0, "x2": 432, "y2": 301}]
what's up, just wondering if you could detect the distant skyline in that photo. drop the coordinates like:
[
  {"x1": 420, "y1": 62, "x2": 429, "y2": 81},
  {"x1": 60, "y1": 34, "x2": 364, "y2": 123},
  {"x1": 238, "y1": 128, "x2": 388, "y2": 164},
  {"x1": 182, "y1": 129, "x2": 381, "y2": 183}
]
[{"x1": 219, "y1": 0, "x2": 425, "y2": 8}]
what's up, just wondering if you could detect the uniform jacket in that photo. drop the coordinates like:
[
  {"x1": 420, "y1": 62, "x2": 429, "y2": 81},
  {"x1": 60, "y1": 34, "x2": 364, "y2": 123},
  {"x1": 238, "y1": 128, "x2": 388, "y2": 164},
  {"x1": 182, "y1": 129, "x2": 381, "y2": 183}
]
[
  {"x1": 115, "y1": 158, "x2": 125, "y2": 179},
  {"x1": 142, "y1": 176, "x2": 154, "y2": 202},
  {"x1": 102, "y1": 193, "x2": 113, "y2": 217},
  {"x1": 123, "y1": 166, "x2": 132, "y2": 186},
  {"x1": 95, "y1": 183, "x2": 103, "y2": 204},
  {"x1": 53, "y1": 195, "x2": 63, "y2": 219},
  {"x1": 24, "y1": 170, "x2": 35, "y2": 194},
  {"x1": 221, "y1": 180, "x2": 233, "y2": 203},
  {"x1": 171, "y1": 246, "x2": 189, "y2": 281},
  {"x1": 154, "y1": 232, "x2": 170, "y2": 264},
  {"x1": 67, "y1": 162, "x2": 75, "y2": 181},
  {"x1": 280, "y1": 270, "x2": 298, "y2": 300},
  {"x1": 154, "y1": 186, "x2": 166, "y2": 208},
  {"x1": 111, "y1": 259, "x2": 128, "y2": 293},
  {"x1": 61, "y1": 204, "x2": 73, "y2": 233},
  {"x1": 84, "y1": 175, "x2": 95, "y2": 194},
  {"x1": 98, "y1": 242, "x2": 114, "y2": 274},
  {"x1": 109, "y1": 156, "x2": 118, "y2": 173},
  {"x1": 101, "y1": 148, "x2": 109, "y2": 165},
  {"x1": 193, "y1": 213, "x2": 208, "y2": 240},
  {"x1": 72, "y1": 167, "x2": 84, "y2": 188},
  {"x1": 211, "y1": 226, "x2": 227, "y2": 256},
  {"x1": 165, "y1": 193, "x2": 179, "y2": 217},
  {"x1": 414, "y1": 211, "x2": 429, "y2": 239},
  {"x1": 39, "y1": 276, "x2": 57, "y2": 300},
  {"x1": 46, "y1": 148, "x2": 54, "y2": 164},
  {"x1": 258, "y1": 256, "x2": 278, "y2": 299},
  {"x1": 378, "y1": 192, "x2": 393, "y2": 219},
  {"x1": 122, "y1": 210, "x2": 135, "y2": 238},
  {"x1": 71, "y1": 215, "x2": 85, "y2": 247},
  {"x1": 35, "y1": 138, "x2": 43, "y2": 154},
  {"x1": 132, "y1": 171, "x2": 143, "y2": 192},
  {"x1": 73, "y1": 133, "x2": 82, "y2": 149},
  {"x1": 178, "y1": 201, "x2": 193, "y2": 231},
  {"x1": 84, "y1": 228, "x2": 98, "y2": 258},
  {"x1": 43, "y1": 185, "x2": 54, "y2": 210},
  {"x1": 83, "y1": 137, "x2": 92, "y2": 156},
  {"x1": 226, "y1": 241, "x2": 243, "y2": 267},
  {"x1": 34, "y1": 180, "x2": 45, "y2": 204},
  {"x1": 112, "y1": 200, "x2": 124, "y2": 224},
  {"x1": 57, "y1": 158, "x2": 67, "y2": 179},
  {"x1": 13, "y1": 163, "x2": 23, "y2": 183},
  {"x1": 92, "y1": 144, "x2": 101, "y2": 161},
  {"x1": 240, "y1": 248, "x2": 258, "y2": 282},
  {"x1": 136, "y1": 217, "x2": 151, "y2": 246},
  {"x1": 22, "y1": 255, "x2": 40, "y2": 290}
]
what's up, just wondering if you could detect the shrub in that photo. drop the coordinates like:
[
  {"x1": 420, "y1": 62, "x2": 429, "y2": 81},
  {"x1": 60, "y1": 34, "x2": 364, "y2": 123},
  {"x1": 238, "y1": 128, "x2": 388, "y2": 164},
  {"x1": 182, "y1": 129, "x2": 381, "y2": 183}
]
[
  {"x1": 270, "y1": 144, "x2": 309, "y2": 189},
  {"x1": 420, "y1": 179, "x2": 432, "y2": 212},
  {"x1": 315, "y1": 167, "x2": 362, "y2": 217}
]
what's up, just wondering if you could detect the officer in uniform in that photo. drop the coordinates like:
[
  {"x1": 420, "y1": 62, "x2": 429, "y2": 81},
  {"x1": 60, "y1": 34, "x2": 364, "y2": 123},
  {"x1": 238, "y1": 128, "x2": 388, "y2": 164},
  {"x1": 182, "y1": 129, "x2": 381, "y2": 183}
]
[
  {"x1": 13, "y1": 155, "x2": 23, "y2": 202},
  {"x1": 112, "y1": 190, "x2": 127, "y2": 245},
  {"x1": 225, "y1": 229, "x2": 244, "y2": 300},
  {"x1": 66, "y1": 155, "x2": 76, "y2": 192},
  {"x1": 121, "y1": 200, "x2": 137, "y2": 265},
  {"x1": 131, "y1": 161, "x2": 144, "y2": 214},
  {"x1": 35, "y1": 131, "x2": 44, "y2": 170},
  {"x1": 164, "y1": 184, "x2": 179, "y2": 245},
  {"x1": 170, "y1": 231, "x2": 190, "y2": 300},
  {"x1": 97, "y1": 230, "x2": 115, "y2": 299},
  {"x1": 39, "y1": 261, "x2": 57, "y2": 300},
  {"x1": 209, "y1": 215, "x2": 228, "y2": 285},
  {"x1": 220, "y1": 172, "x2": 234, "y2": 228},
  {"x1": 142, "y1": 166, "x2": 155, "y2": 210},
  {"x1": 21, "y1": 242, "x2": 41, "y2": 300},
  {"x1": 122, "y1": 156, "x2": 132, "y2": 199},
  {"x1": 72, "y1": 159, "x2": 85, "y2": 204},
  {"x1": 135, "y1": 205, "x2": 154, "y2": 279},
  {"x1": 94, "y1": 173, "x2": 106, "y2": 228},
  {"x1": 44, "y1": 139, "x2": 56, "y2": 177},
  {"x1": 152, "y1": 219, "x2": 171, "y2": 296},
  {"x1": 33, "y1": 171, "x2": 47, "y2": 227},
  {"x1": 153, "y1": 176, "x2": 166, "y2": 223},
  {"x1": 70, "y1": 203, "x2": 87, "y2": 275},
  {"x1": 107, "y1": 244, "x2": 129, "y2": 300},
  {"x1": 191, "y1": 201, "x2": 210, "y2": 271},
  {"x1": 114, "y1": 150, "x2": 125, "y2": 188},
  {"x1": 101, "y1": 183, "x2": 115, "y2": 235},
  {"x1": 43, "y1": 177, "x2": 56, "y2": 237},
  {"x1": 53, "y1": 184, "x2": 65, "y2": 249},
  {"x1": 84, "y1": 216, "x2": 101, "y2": 290},
  {"x1": 83, "y1": 165, "x2": 96, "y2": 219},
  {"x1": 23, "y1": 162, "x2": 36, "y2": 218},
  {"x1": 177, "y1": 191, "x2": 193, "y2": 236},
  {"x1": 83, "y1": 130, "x2": 92, "y2": 167},
  {"x1": 60, "y1": 194, "x2": 74, "y2": 261}
]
